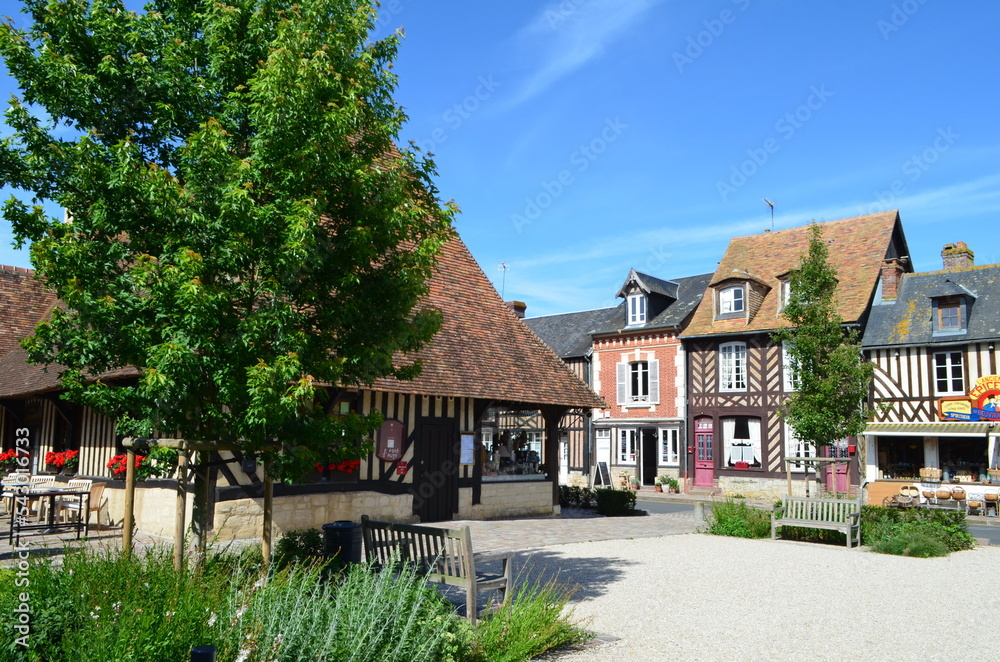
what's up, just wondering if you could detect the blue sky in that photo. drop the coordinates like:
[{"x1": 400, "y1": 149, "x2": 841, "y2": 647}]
[{"x1": 2, "y1": 1, "x2": 999, "y2": 317}]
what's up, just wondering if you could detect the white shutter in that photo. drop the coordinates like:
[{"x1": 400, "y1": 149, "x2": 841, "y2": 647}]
[
  {"x1": 617, "y1": 362, "x2": 628, "y2": 405},
  {"x1": 647, "y1": 360, "x2": 659, "y2": 404}
]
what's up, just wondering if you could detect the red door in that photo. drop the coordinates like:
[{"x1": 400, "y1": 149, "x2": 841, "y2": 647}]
[
  {"x1": 694, "y1": 417, "x2": 714, "y2": 487},
  {"x1": 825, "y1": 439, "x2": 849, "y2": 494}
]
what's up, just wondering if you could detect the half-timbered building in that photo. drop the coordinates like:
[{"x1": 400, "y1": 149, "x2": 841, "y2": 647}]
[
  {"x1": 680, "y1": 211, "x2": 911, "y2": 498},
  {"x1": 861, "y1": 241, "x2": 1000, "y2": 505},
  {"x1": 0, "y1": 235, "x2": 604, "y2": 539}
]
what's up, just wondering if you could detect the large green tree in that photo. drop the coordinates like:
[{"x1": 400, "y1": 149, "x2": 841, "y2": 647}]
[
  {"x1": 0, "y1": 0, "x2": 455, "y2": 478},
  {"x1": 772, "y1": 223, "x2": 874, "y2": 461}
]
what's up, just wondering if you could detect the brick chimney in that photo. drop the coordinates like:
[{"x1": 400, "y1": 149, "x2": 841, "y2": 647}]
[
  {"x1": 880, "y1": 259, "x2": 904, "y2": 302},
  {"x1": 941, "y1": 242, "x2": 974, "y2": 271},
  {"x1": 505, "y1": 300, "x2": 527, "y2": 319}
]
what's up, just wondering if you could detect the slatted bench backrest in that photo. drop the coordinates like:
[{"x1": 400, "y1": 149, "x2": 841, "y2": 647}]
[
  {"x1": 785, "y1": 497, "x2": 856, "y2": 523},
  {"x1": 361, "y1": 516, "x2": 474, "y2": 583}
]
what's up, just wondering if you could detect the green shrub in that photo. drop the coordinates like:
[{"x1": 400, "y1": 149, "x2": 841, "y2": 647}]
[
  {"x1": 871, "y1": 530, "x2": 950, "y2": 558},
  {"x1": 594, "y1": 488, "x2": 636, "y2": 516},
  {"x1": 469, "y1": 577, "x2": 588, "y2": 662},
  {"x1": 708, "y1": 498, "x2": 770, "y2": 539},
  {"x1": 273, "y1": 527, "x2": 326, "y2": 569},
  {"x1": 559, "y1": 485, "x2": 596, "y2": 509},
  {"x1": 861, "y1": 506, "x2": 976, "y2": 555}
]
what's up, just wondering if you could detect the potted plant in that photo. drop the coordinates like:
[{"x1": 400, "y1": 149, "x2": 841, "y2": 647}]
[
  {"x1": 629, "y1": 475, "x2": 640, "y2": 491},
  {"x1": 0, "y1": 448, "x2": 17, "y2": 473},
  {"x1": 666, "y1": 477, "x2": 680, "y2": 494},
  {"x1": 654, "y1": 477, "x2": 664, "y2": 492},
  {"x1": 60, "y1": 450, "x2": 79, "y2": 475}
]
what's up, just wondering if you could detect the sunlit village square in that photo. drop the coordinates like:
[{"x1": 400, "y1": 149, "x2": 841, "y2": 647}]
[{"x1": 1, "y1": 1, "x2": 1000, "y2": 660}]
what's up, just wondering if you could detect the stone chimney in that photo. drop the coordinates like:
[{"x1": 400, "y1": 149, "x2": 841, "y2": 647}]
[
  {"x1": 505, "y1": 301, "x2": 527, "y2": 319},
  {"x1": 880, "y1": 259, "x2": 904, "y2": 302},
  {"x1": 941, "y1": 242, "x2": 974, "y2": 271}
]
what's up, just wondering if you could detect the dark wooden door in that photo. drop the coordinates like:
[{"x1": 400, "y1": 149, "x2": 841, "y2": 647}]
[
  {"x1": 411, "y1": 419, "x2": 459, "y2": 522},
  {"x1": 641, "y1": 428, "x2": 658, "y2": 485}
]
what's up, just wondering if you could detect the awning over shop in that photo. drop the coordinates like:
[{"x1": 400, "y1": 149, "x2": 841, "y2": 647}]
[{"x1": 862, "y1": 422, "x2": 996, "y2": 438}]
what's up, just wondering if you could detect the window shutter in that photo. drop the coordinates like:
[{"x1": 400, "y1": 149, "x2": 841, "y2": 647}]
[
  {"x1": 616, "y1": 362, "x2": 628, "y2": 405},
  {"x1": 647, "y1": 360, "x2": 659, "y2": 403}
]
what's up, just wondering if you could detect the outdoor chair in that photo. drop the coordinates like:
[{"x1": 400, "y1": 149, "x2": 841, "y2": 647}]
[{"x1": 58, "y1": 481, "x2": 105, "y2": 529}]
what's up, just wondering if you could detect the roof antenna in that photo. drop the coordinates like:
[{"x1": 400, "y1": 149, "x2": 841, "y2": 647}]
[
  {"x1": 498, "y1": 261, "x2": 510, "y2": 300},
  {"x1": 763, "y1": 199, "x2": 775, "y2": 231}
]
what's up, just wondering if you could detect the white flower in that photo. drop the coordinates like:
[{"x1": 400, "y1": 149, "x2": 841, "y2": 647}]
[
  {"x1": 235, "y1": 605, "x2": 247, "y2": 620},
  {"x1": 207, "y1": 612, "x2": 217, "y2": 627},
  {"x1": 235, "y1": 648, "x2": 250, "y2": 662}
]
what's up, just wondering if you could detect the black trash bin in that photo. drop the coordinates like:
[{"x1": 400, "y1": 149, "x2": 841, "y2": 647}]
[{"x1": 322, "y1": 520, "x2": 362, "y2": 566}]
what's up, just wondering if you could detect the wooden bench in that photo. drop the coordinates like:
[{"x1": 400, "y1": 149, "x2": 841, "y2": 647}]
[
  {"x1": 360, "y1": 515, "x2": 513, "y2": 624},
  {"x1": 770, "y1": 497, "x2": 862, "y2": 548}
]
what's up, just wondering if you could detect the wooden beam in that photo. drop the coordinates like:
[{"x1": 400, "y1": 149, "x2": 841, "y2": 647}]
[
  {"x1": 541, "y1": 405, "x2": 569, "y2": 507},
  {"x1": 173, "y1": 450, "x2": 188, "y2": 572},
  {"x1": 262, "y1": 457, "x2": 273, "y2": 569},
  {"x1": 123, "y1": 448, "x2": 136, "y2": 558}
]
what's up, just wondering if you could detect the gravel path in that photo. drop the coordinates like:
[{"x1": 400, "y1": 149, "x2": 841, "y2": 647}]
[{"x1": 520, "y1": 534, "x2": 1000, "y2": 662}]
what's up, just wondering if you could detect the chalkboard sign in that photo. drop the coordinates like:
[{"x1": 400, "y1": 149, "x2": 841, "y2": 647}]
[{"x1": 596, "y1": 461, "x2": 611, "y2": 487}]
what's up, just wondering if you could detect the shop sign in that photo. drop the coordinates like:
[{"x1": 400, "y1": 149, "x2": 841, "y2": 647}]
[
  {"x1": 395, "y1": 461, "x2": 408, "y2": 476},
  {"x1": 970, "y1": 375, "x2": 1000, "y2": 421},
  {"x1": 938, "y1": 397, "x2": 975, "y2": 421},
  {"x1": 939, "y1": 375, "x2": 1000, "y2": 421},
  {"x1": 376, "y1": 419, "x2": 405, "y2": 462}
]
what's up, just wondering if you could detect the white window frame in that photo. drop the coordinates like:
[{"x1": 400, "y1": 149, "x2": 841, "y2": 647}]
[
  {"x1": 618, "y1": 429, "x2": 637, "y2": 465},
  {"x1": 627, "y1": 293, "x2": 647, "y2": 325},
  {"x1": 784, "y1": 423, "x2": 815, "y2": 472},
  {"x1": 782, "y1": 342, "x2": 799, "y2": 392},
  {"x1": 659, "y1": 427, "x2": 680, "y2": 466},
  {"x1": 779, "y1": 279, "x2": 791, "y2": 312},
  {"x1": 719, "y1": 286, "x2": 745, "y2": 314},
  {"x1": 719, "y1": 342, "x2": 747, "y2": 392},
  {"x1": 722, "y1": 416, "x2": 761, "y2": 468},
  {"x1": 630, "y1": 361, "x2": 649, "y2": 402},
  {"x1": 525, "y1": 431, "x2": 544, "y2": 456},
  {"x1": 933, "y1": 349, "x2": 965, "y2": 395},
  {"x1": 616, "y1": 358, "x2": 660, "y2": 405}
]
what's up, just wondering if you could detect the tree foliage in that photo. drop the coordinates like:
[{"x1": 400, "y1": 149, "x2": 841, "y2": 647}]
[
  {"x1": 0, "y1": 0, "x2": 456, "y2": 477},
  {"x1": 772, "y1": 223, "x2": 874, "y2": 447}
]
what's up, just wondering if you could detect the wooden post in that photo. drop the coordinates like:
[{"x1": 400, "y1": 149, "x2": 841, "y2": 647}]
[
  {"x1": 123, "y1": 448, "x2": 136, "y2": 558},
  {"x1": 541, "y1": 405, "x2": 567, "y2": 507},
  {"x1": 174, "y1": 450, "x2": 189, "y2": 572},
  {"x1": 786, "y1": 459, "x2": 792, "y2": 497},
  {"x1": 262, "y1": 457, "x2": 273, "y2": 568},
  {"x1": 191, "y1": 450, "x2": 210, "y2": 560}
]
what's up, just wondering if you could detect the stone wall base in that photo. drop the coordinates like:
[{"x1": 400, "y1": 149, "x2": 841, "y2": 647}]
[
  {"x1": 103, "y1": 481, "x2": 555, "y2": 541},
  {"x1": 715, "y1": 475, "x2": 859, "y2": 501},
  {"x1": 458, "y1": 482, "x2": 555, "y2": 519}
]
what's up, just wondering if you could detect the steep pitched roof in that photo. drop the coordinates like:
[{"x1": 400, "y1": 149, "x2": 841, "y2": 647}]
[
  {"x1": 524, "y1": 306, "x2": 621, "y2": 359},
  {"x1": 0, "y1": 266, "x2": 57, "y2": 357},
  {"x1": 370, "y1": 235, "x2": 605, "y2": 407},
  {"x1": 525, "y1": 272, "x2": 712, "y2": 358},
  {"x1": 0, "y1": 236, "x2": 605, "y2": 409},
  {"x1": 682, "y1": 211, "x2": 905, "y2": 337},
  {"x1": 616, "y1": 269, "x2": 678, "y2": 299},
  {"x1": 862, "y1": 263, "x2": 1000, "y2": 348}
]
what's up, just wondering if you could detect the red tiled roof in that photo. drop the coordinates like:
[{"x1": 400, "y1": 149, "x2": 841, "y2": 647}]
[
  {"x1": 0, "y1": 237, "x2": 604, "y2": 408},
  {"x1": 682, "y1": 211, "x2": 902, "y2": 337},
  {"x1": 0, "y1": 266, "x2": 56, "y2": 357},
  {"x1": 371, "y1": 235, "x2": 606, "y2": 408}
]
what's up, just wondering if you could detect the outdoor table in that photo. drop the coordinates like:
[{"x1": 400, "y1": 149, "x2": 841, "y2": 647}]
[{"x1": 6, "y1": 484, "x2": 90, "y2": 545}]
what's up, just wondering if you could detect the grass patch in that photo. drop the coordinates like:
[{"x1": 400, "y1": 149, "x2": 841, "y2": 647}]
[
  {"x1": 0, "y1": 545, "x2": 585, "y2": 662},
  {"x1": 708, "y1": 498, "x2": 770, "y2": 539},
  {"x1": 469, "y1": 577, "x2": 588, "y2": 662}
]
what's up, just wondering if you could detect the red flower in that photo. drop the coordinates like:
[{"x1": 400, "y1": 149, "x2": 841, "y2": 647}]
[{"x1": 107, "y1": 453, "x2": 145, "y2": 477}]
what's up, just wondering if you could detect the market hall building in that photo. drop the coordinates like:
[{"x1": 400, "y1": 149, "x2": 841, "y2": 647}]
[
  {"x1": 0, "y1": 235, "x2": 605, "y2": 538},
  {"x1": 862, "y1": 242, "x2": 1000, "y2": 506}
]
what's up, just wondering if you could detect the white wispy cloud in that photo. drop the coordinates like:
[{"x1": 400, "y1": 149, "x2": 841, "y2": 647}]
[{"x1": 504, "y1": 0, "x2": 661, "y2": 107}]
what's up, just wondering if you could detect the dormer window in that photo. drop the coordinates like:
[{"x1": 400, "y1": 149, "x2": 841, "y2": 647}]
[
  {"x1": 932, "y1": 295, "x2": 967, "y2": 336},
  {"x1": 778, "y1": 278, "x2": 791, "y2": 312},
  {"x1": 716, "y1": 285, "x2": 745, "y2": 319},
  {"x1": 627, "y1": 293, "x2": 647, "y2": 325}
]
